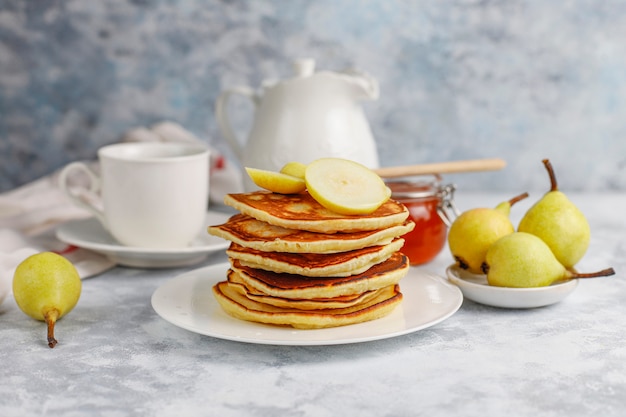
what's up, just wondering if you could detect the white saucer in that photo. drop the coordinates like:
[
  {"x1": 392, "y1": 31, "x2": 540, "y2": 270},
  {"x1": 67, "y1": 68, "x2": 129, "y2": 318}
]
[
  {"x1": 151, "y1": 263, "x2": 463, "y2": 345},
  {"x1": 56, "y1": 211, "x2": 232, "y2": 268},
  {"x1": 446, "y1": 264, "x2": 579, "y2": 309}
]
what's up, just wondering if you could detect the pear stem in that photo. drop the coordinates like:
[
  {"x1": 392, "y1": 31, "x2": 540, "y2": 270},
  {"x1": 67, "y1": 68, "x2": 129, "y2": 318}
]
[
  {"x1": 44, "y1": 309, "x2": 60, "y2": 349},
  {"x1": 508, "y1": 192, "x2": 529, "y2": 207},
  {"x1": 571, "y1": 267, "x2": 616, "y2": 279},
  {"x1": 542, "y1": 159, "x2": 558, "y2": 192}
]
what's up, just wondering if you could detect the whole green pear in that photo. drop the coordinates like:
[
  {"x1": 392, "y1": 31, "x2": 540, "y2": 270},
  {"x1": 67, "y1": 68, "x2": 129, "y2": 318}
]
[
  {"x1": 448, "y1": 192, "x2": 528, "y2": 274},
  {"x1": 484, "y1": 232, "x2": 614, "y2": 288},
  {"x1": 13, "y1": 252, "x2": 82, "y2": 348},
  {"x1": 518, "y1": 159, "x2": 590, "y2": 269}
]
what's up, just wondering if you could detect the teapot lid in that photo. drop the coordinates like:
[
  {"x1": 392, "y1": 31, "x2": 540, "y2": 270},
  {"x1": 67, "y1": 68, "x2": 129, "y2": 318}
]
[
  {"x1": 260, "y1": 58, "x2": 318, "y2": 89},
  {"x1": 260, "y1": 58, "x2": 378, "y2": 100},
  {"x1": 293, "y1": 59, "x2": 315, "y2": 77}
]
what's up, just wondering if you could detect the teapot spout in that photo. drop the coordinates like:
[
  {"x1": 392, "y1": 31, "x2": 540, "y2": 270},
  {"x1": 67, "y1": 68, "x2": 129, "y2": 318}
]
[{"x1": 341, "y1": 69, "x2": 379, "y2": 101}]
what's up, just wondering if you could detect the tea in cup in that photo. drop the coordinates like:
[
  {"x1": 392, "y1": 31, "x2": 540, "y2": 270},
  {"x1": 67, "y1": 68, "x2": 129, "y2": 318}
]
[{"x1": 58, "y1": 142, "x2": 210, "y2": 248}]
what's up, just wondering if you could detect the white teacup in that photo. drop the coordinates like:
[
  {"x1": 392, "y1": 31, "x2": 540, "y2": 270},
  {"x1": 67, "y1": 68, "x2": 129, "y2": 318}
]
[{"x1": 59, "y1": 142, "x2": 210, "y2": 248}]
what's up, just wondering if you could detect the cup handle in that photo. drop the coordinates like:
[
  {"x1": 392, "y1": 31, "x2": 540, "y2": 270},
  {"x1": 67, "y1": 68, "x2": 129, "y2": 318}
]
[
  {"x1": 214, "y1": 86, "x2": 257, "y2": 164},
  {"x1": 58, "y1": 162, "x2": 106, "y2": 227}
]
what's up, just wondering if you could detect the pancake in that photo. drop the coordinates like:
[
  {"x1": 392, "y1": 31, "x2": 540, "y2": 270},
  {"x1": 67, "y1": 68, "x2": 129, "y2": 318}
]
[
  {"x1": 226, "y1": 269, "x2": 381, "y2": 310},
  {"x1": 230, "y1": 252, "x2": 409, "y2": 299},
  {"x1": 227, "y1": 238, "x2": 405, "y2": 277},
  {"x1": 213, "y1": 280, "x2": 402, "y2": 329},
  {"x1": 208, "y1": 214, "x2": 415, "y2": 254},
  {"x1": 223, "y1": 191, "x2": 409, "y2": 233}
]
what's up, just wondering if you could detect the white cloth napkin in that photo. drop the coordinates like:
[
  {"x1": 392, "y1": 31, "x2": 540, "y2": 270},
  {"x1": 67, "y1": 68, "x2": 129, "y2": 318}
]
[{"x1": 0, "y1": 121, "x2": 243, "y2": 306}]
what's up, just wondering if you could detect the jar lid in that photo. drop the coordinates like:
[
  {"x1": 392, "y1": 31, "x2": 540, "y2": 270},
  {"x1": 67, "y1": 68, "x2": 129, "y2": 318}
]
[{"x1": 386, "y1": 177, "x2": 441, "y2": 199}]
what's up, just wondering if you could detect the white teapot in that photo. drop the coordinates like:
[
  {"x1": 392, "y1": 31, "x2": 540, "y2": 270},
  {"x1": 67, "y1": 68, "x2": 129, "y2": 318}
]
[{"x1": 215, "y1": 59, "x2": 381, "y2": 191}]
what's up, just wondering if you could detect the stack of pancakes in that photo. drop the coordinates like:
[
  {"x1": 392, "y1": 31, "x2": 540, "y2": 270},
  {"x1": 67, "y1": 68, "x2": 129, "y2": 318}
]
[{"x1": 208, "y1": 191, "x2": 415, "y2": 329}]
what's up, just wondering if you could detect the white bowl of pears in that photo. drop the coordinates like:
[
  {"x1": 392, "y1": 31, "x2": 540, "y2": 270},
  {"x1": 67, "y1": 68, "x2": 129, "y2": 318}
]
[{"x1": 445, "y1": 159, "x2": 615, "y2": 309}]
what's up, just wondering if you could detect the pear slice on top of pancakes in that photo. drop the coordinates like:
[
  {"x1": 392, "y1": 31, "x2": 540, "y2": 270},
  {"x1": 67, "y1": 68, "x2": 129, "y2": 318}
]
[{"x1": 304, "y1": 157, "x2": 391, "y2": 215}]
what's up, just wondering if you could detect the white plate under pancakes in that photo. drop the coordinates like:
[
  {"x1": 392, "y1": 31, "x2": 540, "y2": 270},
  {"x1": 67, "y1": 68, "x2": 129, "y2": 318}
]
[{"x1": 151, "y1": 262, "x2": 463, "y2": 345}]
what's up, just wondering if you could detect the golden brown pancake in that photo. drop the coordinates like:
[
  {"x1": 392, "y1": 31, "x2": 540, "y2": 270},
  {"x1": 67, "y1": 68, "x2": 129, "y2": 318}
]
[
  {"x1": 208, "y1": 214, "x2": 415, "y2": 254},
  {"x1": 229, "y1": 252, "x2": 409, "y2": 299},
  {"x1": 213, "y1": 280, "x2": 402, "y2": 329},
  {"x1": 226, "y1": 270, "x2": 382, "y2": 310},
  {"x1": 223, "y1": 191, "x2": 409, "y2": 233},
  {"x1": 227, "y1": 238, "x2": 405, "y2": 277}
]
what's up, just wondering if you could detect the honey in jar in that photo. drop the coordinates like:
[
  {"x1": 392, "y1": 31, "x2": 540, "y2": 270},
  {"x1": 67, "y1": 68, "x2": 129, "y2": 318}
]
[{"x1": 387, "y1": 177, "x2": 457, "y2": 266}]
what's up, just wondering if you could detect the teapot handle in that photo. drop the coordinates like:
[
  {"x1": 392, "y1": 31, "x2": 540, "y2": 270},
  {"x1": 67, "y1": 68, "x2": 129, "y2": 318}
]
[{"x1": 215, "y1": 86, "x2": 257, "y2": 163}]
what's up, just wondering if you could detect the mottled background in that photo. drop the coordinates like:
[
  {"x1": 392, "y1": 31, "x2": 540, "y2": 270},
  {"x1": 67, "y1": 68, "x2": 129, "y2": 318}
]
[{"x1": 1, "y1": 0, "x2": 625, "y2": 193}]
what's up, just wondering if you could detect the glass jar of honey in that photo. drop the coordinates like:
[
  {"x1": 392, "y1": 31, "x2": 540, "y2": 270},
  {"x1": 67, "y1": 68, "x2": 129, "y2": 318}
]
[{"x1": 386, "y1": 176, "x2": 458, "y2": 266}]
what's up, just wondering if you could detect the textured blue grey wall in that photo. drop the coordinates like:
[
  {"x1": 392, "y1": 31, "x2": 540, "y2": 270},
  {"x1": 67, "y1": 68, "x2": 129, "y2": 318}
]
[{"x1": 1, "y1": 0, "x2": 625, "y2": 193}]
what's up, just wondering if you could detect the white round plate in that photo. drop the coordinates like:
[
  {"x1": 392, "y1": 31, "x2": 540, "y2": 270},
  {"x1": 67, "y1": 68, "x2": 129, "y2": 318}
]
[
  {"x1": 446, "y1": 264, "x2": 579, "y2": 309},
  {"x1": 56, "y1": 211, "x2": 232, "y2": 268},
  {"x1": 151, "y1": 263, "x2": 463, "y2": 345}
]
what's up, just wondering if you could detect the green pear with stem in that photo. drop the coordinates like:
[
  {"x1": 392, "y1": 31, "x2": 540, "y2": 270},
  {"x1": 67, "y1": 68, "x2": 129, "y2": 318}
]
[
  {"x1": 448, "y1": 192, "x2": 529, "y2": 274},
  {"x1": 13, "y1": 252, "x2": 82, "y2": 348},
  {"x1": 518, "y1": 159, "x2": 590, "y2": 269},
  {"x1": 484, "y1": 232, "x2": 615, "y2": 288}
]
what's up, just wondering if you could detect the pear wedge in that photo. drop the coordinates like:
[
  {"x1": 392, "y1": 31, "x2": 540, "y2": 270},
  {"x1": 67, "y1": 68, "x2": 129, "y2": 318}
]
[{"x1": 245, "y1": 167, "x2": 306, "y2": 194}]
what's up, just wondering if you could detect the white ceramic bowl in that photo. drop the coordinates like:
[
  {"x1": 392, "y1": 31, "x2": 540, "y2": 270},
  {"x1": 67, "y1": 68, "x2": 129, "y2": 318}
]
[{"x1": 445, "y1": 264, "x2": 579, "y2": 309}]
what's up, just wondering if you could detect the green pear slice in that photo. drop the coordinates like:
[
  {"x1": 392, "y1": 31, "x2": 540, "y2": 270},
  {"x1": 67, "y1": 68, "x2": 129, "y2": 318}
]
[
  {"x1": 279, "y1": 161, "x2": 307, "y2": 179},
  {"x1": 245, "y1": 167, "x2": 306, "y2": 194},
  {"x1": 305, "y1": 158, "x2": 391, "y2": 215}
]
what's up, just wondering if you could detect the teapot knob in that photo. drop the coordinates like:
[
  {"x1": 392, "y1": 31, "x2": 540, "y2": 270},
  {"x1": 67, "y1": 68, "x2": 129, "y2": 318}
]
[{"x1": 293, "y1": 58, "x2": 315, "y2": 77}]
